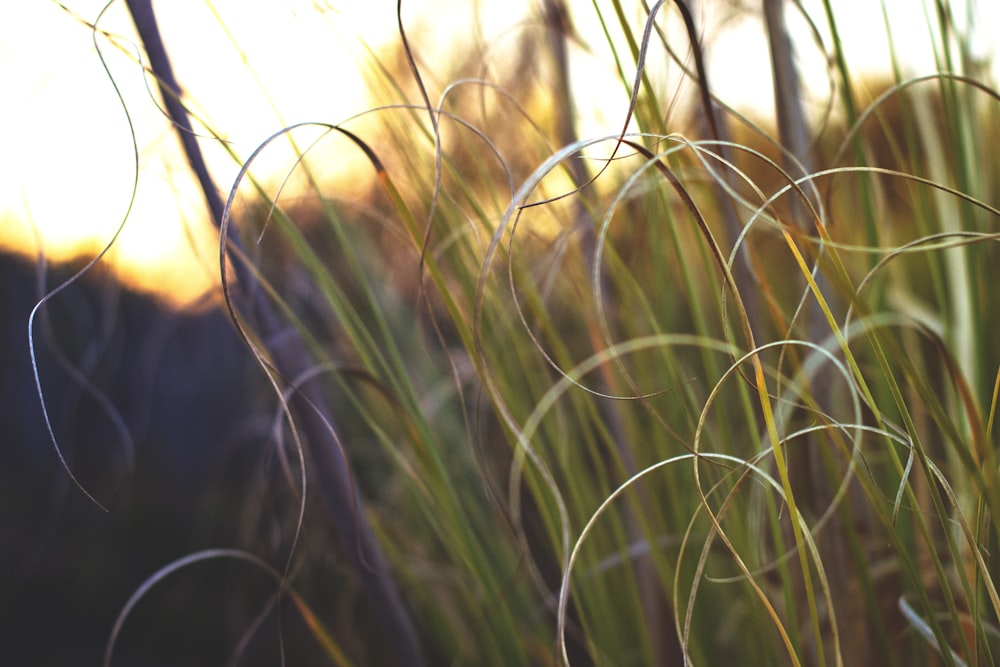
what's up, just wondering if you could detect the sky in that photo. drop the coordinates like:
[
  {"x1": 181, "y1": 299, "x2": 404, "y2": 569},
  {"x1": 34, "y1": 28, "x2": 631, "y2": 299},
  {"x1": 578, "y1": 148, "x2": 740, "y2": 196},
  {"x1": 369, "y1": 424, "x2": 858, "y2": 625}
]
[{"x1": 1, "y1": 0, "x2": 996, "y2": 308}]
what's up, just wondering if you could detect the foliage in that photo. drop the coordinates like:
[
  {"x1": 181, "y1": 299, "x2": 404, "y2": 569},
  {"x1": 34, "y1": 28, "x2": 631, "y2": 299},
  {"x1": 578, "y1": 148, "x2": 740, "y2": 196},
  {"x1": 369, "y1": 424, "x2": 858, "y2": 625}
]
[{"x1": 45, "y1": 1, "x2": 1000, "y2": 664}]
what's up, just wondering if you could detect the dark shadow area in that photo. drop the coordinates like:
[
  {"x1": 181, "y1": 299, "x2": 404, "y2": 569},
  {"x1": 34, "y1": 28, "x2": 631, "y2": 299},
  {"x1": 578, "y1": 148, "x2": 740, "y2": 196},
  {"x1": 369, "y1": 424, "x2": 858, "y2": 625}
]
[{"x1": 0, "y1": 252, "x2": 348, "y2": 666}]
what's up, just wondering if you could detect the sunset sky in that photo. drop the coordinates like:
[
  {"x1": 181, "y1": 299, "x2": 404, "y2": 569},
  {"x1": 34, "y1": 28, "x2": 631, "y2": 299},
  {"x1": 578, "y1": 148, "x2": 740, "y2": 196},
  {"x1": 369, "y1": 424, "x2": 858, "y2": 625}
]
[{"x1": 1, "y1": 0, "x2": 993, "y2": 308}]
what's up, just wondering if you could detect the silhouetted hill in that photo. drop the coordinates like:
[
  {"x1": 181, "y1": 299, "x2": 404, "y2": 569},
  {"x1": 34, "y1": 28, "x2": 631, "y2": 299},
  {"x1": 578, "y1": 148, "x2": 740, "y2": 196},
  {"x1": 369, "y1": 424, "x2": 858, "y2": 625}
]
[{"x1": 0, "y1": 252, "x2": 320, "y2": 666}]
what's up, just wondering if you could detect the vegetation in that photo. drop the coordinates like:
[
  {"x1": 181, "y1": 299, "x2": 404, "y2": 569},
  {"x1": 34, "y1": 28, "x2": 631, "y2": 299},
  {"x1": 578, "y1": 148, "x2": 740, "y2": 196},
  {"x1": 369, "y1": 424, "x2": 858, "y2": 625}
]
[{"x1": 33, "y1": 0, "x2": 1000, "y2": 664}]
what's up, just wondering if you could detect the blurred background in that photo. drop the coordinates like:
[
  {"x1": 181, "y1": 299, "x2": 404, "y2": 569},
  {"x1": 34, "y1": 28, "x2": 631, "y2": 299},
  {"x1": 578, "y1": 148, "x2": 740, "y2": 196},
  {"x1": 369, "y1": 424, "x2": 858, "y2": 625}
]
[{"x1": 4, "y1": 1, "x2": 981, "y2": 308}]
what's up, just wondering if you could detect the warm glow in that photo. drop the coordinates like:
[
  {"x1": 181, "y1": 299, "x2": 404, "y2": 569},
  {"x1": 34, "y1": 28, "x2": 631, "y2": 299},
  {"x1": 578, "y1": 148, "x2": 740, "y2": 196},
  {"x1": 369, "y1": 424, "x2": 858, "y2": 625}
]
[
  {"x1": 2, "y1": 1, "x2": 996, "y2": 309},
  {"x1": 2, "y1": 0, "x2": 451, "y2": 309}
]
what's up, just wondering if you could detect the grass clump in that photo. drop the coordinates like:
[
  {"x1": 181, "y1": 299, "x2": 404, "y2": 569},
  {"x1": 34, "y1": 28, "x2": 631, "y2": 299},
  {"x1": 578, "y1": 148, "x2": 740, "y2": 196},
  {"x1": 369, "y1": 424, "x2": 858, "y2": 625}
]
[{"x1": 38, "y1": 0, "x2": 1000, "y2": 664}]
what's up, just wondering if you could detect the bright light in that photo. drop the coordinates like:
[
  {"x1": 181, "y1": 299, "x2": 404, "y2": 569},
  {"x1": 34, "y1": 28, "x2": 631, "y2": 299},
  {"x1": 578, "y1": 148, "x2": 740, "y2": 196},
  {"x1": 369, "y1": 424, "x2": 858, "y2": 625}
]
[
  {"x1": 2, "y1": 1, "x2": 997, "y2": 308},
  {"x1": 2, "y1": 0, "x2": 426, "y2": 309}
]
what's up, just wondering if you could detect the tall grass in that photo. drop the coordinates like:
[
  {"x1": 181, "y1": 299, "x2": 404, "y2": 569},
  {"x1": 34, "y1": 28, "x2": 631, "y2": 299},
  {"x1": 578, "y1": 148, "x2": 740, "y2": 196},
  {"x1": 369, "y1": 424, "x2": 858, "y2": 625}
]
[{"x1": 44, "y1": 0, "x2": 1000, "y2": 664}]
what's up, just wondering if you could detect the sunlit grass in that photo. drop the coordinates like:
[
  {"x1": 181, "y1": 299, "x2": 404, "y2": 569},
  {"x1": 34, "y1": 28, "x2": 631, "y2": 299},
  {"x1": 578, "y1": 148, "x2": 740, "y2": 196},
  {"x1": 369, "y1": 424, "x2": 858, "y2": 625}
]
[{"x1": 30, "y1": 0, "x2": 1000, "y2": 664}]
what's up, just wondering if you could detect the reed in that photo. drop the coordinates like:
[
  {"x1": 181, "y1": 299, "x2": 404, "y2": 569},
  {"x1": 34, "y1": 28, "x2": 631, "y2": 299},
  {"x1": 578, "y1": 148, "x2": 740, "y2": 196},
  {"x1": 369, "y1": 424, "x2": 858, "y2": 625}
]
[{"x1": 44, "y1": 1, "x2": 1000, "y2": 664}]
